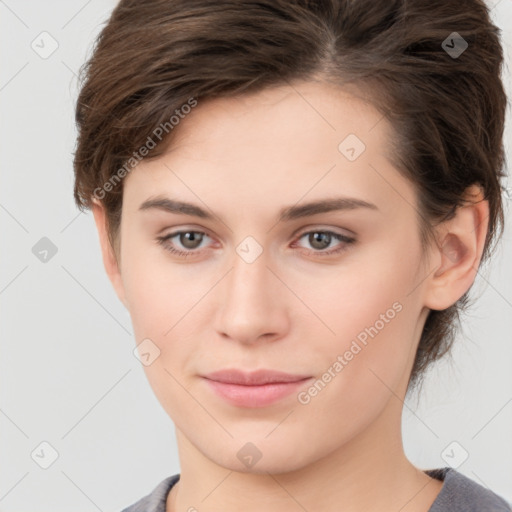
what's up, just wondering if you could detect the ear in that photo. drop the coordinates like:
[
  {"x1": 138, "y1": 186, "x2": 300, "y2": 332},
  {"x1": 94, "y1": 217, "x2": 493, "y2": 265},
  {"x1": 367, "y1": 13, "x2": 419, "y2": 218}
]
[
  {"x1": 91, "y1": 200, "x2": 129, "y2": 309},
  {"x1": 423, "y1": 184, "x2": 489, "y2": 311}
]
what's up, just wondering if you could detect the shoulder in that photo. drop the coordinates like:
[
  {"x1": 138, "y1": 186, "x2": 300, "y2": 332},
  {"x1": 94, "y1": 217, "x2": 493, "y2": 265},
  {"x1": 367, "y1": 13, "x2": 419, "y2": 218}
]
[
  {"x1": 427, "y1": 467, "x2": 511, "y2": 512},
  {"x1": 121, "y1": 473, "x2": 180, "y2": 512}
]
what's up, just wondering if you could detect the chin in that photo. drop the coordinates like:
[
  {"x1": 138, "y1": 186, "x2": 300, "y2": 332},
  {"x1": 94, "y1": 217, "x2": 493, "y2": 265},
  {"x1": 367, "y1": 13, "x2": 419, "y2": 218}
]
[{"x1": 196, "y1": 435, "x2": 324, "y2": 476}]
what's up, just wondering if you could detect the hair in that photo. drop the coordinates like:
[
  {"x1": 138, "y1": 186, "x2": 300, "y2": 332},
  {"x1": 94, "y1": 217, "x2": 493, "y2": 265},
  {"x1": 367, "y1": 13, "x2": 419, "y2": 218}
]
[{"x1": 72, "y1": 0, "x2": 507, "y2": 390}]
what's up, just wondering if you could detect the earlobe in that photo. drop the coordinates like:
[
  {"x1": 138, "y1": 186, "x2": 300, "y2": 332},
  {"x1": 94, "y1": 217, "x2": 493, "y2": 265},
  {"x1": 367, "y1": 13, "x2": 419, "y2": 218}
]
[
  {"x1": 424, "y1": 185, "x2": 489, "y2": 311},
  {"x1": 91, "y1": 200, "x2": 129, "y2": 309}
]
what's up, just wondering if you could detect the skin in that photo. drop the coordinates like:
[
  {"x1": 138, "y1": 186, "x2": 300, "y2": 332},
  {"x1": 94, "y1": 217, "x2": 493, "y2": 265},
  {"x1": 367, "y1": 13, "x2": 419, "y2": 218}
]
[{"x1": 92, "y1": 80, "x2": 488, "y2": 512}]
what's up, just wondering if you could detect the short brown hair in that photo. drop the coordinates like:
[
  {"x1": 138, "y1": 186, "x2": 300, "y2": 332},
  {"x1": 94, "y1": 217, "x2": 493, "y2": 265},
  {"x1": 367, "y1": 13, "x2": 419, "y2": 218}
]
[{"x1": 73, "y1": 0, "x2": 508, "y2": 389}]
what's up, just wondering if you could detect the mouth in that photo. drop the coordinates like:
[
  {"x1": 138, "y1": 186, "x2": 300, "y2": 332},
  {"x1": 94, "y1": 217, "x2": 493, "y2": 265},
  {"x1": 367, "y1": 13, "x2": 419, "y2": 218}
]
[{"x1": 201, "y1": 369, "x2": 313, "y2": 407}]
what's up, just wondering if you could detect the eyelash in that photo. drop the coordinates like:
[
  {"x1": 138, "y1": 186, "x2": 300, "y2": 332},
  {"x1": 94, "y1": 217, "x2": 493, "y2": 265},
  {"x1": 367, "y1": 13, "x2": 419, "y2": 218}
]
[{"x1": 155, "y1": 229, "x2": 356, "y2": 258}]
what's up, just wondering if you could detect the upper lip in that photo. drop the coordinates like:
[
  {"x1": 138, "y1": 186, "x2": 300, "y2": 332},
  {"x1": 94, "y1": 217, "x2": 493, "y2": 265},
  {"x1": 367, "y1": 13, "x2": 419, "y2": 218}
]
[{"x1": 202, "y1": 369, "x2": 311, "y2": 386}]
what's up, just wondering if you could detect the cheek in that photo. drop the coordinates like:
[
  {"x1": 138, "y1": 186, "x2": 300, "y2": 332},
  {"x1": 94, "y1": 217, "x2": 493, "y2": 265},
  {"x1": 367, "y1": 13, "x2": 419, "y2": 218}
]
[
  {"x1": 120, "y1": 236, "x2": 201, "y2": 340},
  {"x1": 295, "y1": 234, "x2": 423, "y2": 391},
  {"x1": 291, "y1": 287, "x2": 417, "y2": 440},
  {"x1": 120, "y1": 240, "x2": 215, "y2": 402},
  {"x1": 299, "y1": 237, "x2": 419, "y2": 336}
]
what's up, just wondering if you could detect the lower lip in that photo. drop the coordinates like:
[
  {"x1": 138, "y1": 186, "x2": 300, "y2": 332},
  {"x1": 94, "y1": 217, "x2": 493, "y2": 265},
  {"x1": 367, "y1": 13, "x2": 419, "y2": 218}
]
[{"x1": 202, "y1": 377, "x2": 312, "y2": 408}]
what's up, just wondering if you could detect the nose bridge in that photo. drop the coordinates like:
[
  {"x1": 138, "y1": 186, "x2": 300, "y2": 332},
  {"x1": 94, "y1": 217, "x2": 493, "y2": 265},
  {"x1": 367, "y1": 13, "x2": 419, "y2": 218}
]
[
  {"x1": 215, "y1": 237, "x2": 287, "y2": 342},
  {"x1": 227, "y1": 238, "x2": 273, "y2": 306}
]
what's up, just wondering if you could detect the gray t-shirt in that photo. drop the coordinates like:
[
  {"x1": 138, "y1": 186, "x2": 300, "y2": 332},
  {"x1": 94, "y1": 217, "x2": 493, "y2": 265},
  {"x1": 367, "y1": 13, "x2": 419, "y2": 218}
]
[{"x1": 121, "y1": 467, "x2": 511, "y2": 512}]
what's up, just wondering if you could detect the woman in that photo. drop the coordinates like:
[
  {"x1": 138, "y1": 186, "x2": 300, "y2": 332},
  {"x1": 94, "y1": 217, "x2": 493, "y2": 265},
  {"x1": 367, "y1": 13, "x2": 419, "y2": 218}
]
[{"x1": 72, "y1": 0, "x2": 510, "y2": 510}]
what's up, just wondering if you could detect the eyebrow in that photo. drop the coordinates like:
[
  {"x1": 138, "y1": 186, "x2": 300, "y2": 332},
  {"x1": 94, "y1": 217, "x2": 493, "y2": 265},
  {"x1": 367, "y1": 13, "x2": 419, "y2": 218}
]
[{"x1": 138, "y1": 195, "x2": 378, "y2": 222}]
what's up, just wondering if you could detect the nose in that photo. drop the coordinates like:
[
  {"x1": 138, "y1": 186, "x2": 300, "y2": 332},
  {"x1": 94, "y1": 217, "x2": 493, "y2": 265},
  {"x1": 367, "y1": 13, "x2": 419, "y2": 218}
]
[{"x1": 214, "y1": 247, "x2": 289, "y2": 345}]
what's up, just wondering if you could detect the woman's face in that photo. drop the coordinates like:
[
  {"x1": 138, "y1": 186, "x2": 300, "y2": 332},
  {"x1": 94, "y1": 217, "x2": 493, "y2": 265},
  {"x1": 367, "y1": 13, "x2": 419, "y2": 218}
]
[{"x1": 114, "y1": 80, "x2": 433, "y2": 473}]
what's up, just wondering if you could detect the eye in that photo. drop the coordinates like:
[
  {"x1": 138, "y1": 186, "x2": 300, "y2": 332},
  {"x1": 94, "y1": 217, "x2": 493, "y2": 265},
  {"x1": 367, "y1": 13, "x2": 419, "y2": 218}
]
[
  {"x1": 292, "y1": 230, "x2": 355, "y2": 257},
  {"x1": 156, "y1": 230, "x2": 211, "y2": 257},
  {"x1": 156, "y1": 228, "x2": 355, "y2": 258}
]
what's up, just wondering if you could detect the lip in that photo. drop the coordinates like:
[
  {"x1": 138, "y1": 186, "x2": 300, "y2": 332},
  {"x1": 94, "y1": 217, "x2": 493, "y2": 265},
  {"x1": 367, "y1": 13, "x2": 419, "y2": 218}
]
[
  {"x1": 201, "y1": 369, "x2": 313, "y2": 408},
  {"x1": 202, "y1": 368, "x2": 312, "y2": 385}
]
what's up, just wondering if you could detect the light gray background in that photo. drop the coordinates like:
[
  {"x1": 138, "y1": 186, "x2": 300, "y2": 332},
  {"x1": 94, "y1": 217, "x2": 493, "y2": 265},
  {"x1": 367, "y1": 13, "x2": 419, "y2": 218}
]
[{"x1": 1, "y1": 1, "x2": 511, "y2": 511}]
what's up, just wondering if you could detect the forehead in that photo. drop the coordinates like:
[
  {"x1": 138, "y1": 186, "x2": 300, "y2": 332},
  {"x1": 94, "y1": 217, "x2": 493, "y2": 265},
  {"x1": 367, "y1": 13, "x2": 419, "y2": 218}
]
[
  {"x1": 167, "y1": 80, "x2": 389, "y2": 161},
  {"x1": 122, "y1": 80, "x2": 413, "y2": 221}
]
